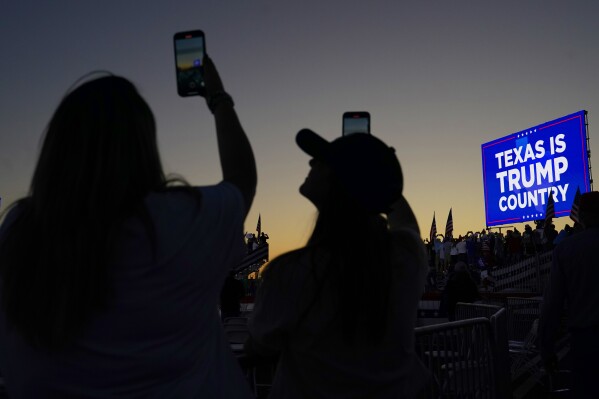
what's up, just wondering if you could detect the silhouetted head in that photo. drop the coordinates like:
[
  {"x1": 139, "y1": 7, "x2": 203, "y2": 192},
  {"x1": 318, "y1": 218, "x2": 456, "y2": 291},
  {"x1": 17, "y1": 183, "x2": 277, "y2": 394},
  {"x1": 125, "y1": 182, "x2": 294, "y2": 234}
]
[
  {"x1": 1, "y1": 74, "x2": 168, "y2": 349},
  {"x1": 295, "y1": 129, "x2": 402, "y2": 346},
  {"x1": 454, "y1": 261, "x2": 468, "y2": 273},
  {"x1": 580, "y1": 191, "x2": 599, "y2": 228},
  {"x1": 296, "y1": 129, "x2": 402, "y2": 214},
  {"x1": 32, "y1": 74, "x2": 165, "y2": 215},
  {"x1": 564, "y1": 224, "x2": 572, "y2": 232}
]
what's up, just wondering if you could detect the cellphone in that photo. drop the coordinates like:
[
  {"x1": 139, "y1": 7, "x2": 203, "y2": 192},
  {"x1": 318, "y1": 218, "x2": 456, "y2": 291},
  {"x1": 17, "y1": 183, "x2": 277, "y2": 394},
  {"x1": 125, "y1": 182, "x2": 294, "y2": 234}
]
[
  {"x1": 174, "y1": 30, "x2": 206, "y2": 97},
  {"x1": 342, "y1": 112, "x2": 370, "y2": 136}
]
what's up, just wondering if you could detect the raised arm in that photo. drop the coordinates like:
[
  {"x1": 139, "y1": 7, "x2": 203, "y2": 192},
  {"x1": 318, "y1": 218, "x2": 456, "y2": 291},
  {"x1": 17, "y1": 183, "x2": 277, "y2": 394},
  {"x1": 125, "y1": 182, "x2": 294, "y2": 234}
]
[
  {"x1": 388, "y1": 195, "x2": 420, "y2": 236},
  {"x1": 203, "y1": 55, "x2": 257, "y2": 215}
]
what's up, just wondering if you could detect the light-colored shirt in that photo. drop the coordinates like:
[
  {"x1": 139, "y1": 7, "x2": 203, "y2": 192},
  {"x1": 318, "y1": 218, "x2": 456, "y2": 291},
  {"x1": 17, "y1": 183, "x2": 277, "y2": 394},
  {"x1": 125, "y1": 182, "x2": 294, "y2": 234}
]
[
  {"x1": 0, "y1": 182, "x2": 253, "y2": 399},
  {"x1": 456, "y1": 240, "x2": 467, "y2": 254}
]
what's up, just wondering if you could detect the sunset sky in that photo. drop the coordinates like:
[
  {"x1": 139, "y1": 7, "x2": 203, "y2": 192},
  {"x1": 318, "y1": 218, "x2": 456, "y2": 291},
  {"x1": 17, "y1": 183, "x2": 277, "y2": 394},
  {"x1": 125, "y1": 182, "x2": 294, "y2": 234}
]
[{"x1": 1, "y1": 1, "x2": 599, "y2": 260}]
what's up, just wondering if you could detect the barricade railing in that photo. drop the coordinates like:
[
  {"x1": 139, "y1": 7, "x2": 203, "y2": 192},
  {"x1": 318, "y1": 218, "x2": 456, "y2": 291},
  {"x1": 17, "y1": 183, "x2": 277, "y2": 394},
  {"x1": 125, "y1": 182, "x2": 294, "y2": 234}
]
[
  {"x1": 240, "y1": 312, "x2": 511, "y2": 398},
  {"x1": 414, "y1": 317, "x2": 501, "y2": 398},
  {"x1": 505, "y1": 297, "x2": 542, "y2": 343},
  {"x1": 490, "y1": 251, "x2": 552, "y2": 294},
  {"x1": 454, "y1": 303, "x2": 511, "y2": 399},
  {"x1": 455, "y1": 302, "x2": 502, "y2": 320},
  {"x1": 489, "y1": 307, "x2": 511, "y2": 397}
]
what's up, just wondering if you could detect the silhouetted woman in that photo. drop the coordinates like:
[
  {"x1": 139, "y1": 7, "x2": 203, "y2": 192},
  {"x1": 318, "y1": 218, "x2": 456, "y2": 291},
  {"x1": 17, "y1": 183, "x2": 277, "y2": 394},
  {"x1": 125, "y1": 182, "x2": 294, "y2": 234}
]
[
  {"x1": 246, "y1": 129, "x2": 428, "y2": 398},
  {"x1": 0, "y1": 56, "x2": 256, "y2": 398}
]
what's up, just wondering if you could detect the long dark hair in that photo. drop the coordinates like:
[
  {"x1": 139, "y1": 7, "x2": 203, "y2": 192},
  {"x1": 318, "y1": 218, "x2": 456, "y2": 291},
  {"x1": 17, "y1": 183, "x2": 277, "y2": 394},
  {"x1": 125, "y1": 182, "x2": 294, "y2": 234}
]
[
  {"x1": 306, "y1": 177, "x2": 393, "y2": 346},
  {"x1": 0, "y1": 75, "x2": 167, "y2": 349}
]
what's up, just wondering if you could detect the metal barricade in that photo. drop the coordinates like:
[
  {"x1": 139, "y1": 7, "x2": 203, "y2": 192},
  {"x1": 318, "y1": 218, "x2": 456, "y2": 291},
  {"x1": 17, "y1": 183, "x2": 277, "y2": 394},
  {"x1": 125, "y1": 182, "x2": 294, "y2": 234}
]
[
  {"x1": 455, "y1": 302, "x2": 503, "y2": 320},
  {"x1": 489, "y1": 307, "x2": 511, "y2": 399},
  {"x1": 505, "y1": 297, "x2": 542, "y2": 342},
  {"x1": 415, "y1": 318, "x2": 500, "y2": 398},
  {"x1": 454, "y1": 303, "x2": 511, "y2": 399},
  {"x1": 491, "y1": 251, "x2": 553, "y2": 293}
]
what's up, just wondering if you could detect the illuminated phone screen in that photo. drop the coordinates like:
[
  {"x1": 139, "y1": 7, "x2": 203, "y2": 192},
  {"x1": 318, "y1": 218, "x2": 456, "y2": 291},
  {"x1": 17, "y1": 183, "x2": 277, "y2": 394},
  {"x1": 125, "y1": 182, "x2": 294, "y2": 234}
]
[
  {"x1": 174, "y1": 32, "x2": 205, "y2": 96},
  {"x1": 343, "y1": 114, "x2": 370, "y2": 135}
]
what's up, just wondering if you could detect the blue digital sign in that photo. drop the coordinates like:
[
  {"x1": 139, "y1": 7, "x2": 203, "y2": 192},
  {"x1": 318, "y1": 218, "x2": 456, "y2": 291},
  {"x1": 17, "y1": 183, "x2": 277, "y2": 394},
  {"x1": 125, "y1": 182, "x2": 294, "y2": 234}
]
[{"x1": 481, "y1": 110, "x2": 590, "y2": 227}]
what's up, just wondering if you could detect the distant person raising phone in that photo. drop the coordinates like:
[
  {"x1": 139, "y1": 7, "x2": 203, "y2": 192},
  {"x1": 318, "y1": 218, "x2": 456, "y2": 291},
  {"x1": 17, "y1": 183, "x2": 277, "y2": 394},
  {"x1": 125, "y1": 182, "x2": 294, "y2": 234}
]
[
  {"x1": 0, "y1": 55, "x2": 256, "y2": 398},
  {"x1": 246, "y1": 129, "x2": 429, "y2": 398}
]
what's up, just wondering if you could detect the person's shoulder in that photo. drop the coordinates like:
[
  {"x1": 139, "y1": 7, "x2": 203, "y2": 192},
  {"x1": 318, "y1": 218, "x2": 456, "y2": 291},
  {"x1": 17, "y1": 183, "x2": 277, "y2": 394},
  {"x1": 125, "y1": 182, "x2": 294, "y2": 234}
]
[
  {"x1": 152, "y1": 181, "x2": 241, "y2": 204},
  {"x1": 200, "y1": 181, "x2": 243, "y2": 197},
  {"x1": 202, "y1": 181, "x2": 246, "y2": 214},
  {"x1": 0, "y1": 199, "x2": 28, "y2": 236},
  {"x1": 390, "y1": 227, "x2": 422, "y2": 245},
  {"x1": 390, "y1": 229, "x2": 427, "y2": 274},
  {"x1": 558, "y1": 227, "x2": 599, "y2": 248},
  {"x1": 263, "y1": 248, "x2": 309, "y2": 274},
  {"x1": 258, "y1": 248, "x2": 324, "y2": 293},
  {"x1": 147, "y1": 182, "x2": 245, "y2": 219},
  {"x1": 263, "y1": 247, "x2": 329, "y2": 279},
  {"x1": 146, "y1": 184, "x2": 199, "y2": 207},
  {"x1": 391, "y1": 228, "x2": 426, "y2": 255}
]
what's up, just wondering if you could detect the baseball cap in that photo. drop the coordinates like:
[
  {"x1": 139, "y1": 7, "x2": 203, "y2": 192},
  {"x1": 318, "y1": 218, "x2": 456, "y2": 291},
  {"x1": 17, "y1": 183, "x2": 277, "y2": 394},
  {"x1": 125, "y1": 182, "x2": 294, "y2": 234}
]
[{"x1": 296, "y1": 129, "x2": 403, "y2": 213}]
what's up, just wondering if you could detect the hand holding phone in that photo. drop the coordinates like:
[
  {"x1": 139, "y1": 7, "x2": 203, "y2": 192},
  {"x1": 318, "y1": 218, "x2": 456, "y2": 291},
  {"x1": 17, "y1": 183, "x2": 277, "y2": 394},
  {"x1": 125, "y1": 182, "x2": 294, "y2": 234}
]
[
  {"x1": 342, "y1": 112, "x2": 370, "y2": 136},
  {"x1": 174, "y1": 30, "x2": 206, "y2": 97}
]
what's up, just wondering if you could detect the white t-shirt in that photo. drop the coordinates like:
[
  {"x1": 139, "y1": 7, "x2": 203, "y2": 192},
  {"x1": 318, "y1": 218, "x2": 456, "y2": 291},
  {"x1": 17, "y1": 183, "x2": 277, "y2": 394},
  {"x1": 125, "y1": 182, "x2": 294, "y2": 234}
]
[
  {"x1": 0, "y1": 182, "x2": 253, "y2": 399},
  {"x1": 248, "y1": 228, "x2": 429, "y2": 399},
  {"x1": 456, "y1": 240, "x2": 467, "y2": 254}
]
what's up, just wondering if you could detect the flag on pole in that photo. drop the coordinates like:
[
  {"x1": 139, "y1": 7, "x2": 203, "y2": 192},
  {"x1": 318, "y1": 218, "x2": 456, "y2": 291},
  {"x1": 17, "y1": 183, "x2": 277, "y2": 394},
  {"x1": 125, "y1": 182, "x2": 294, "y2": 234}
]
[
  {"x1": 256, "y1": 214, "x2": 262, "y2": 237},
  {"x1": 429, "y1": 213, "x2": 437, "y2": 242},
  {"x1": 445, "y1": 208, "x2": 453, "y2": 239},
  {"x1": 570, "y1": 186, "x2": 582, "y2": 224},
  {"x1": 545, "y1": 189, "x2": 555, "y2": 226}
]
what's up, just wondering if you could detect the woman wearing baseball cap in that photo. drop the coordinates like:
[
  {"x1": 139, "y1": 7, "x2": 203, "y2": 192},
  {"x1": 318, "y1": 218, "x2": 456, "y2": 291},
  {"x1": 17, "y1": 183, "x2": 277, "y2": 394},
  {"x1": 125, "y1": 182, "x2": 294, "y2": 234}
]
[{"x1": 246, "y1": 129, "x2": 429, "y2": 398}]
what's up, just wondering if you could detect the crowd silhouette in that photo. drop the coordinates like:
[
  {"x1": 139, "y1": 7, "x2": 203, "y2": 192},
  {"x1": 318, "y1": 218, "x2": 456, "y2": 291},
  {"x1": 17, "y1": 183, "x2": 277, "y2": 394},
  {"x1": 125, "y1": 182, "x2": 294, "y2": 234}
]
[{"x1": 425, "y1": 220, "x2": 578, "y2": 275}]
